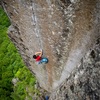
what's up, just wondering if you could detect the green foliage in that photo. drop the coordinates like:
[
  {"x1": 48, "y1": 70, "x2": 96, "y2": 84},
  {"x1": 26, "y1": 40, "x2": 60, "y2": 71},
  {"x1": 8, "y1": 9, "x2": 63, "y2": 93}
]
[
  {"x1": 0, "y1": 8, "x2": 10, "y2": 27},
  {"x1": 12, "y1": 66, "x2": 39, "y2": 100},
  {"x1": 0, "y1": 7, "x2": 39, "y2": 100}
]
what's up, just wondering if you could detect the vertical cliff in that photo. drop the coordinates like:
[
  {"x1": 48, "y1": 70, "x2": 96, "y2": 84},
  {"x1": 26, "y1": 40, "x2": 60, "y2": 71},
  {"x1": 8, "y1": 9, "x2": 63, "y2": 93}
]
[
  {"x1": 49, "y1": 38, "x2": 100, "y2": 100},
  {"x1": 1, "y1": 0, "x2": 100, "y2": 91}
]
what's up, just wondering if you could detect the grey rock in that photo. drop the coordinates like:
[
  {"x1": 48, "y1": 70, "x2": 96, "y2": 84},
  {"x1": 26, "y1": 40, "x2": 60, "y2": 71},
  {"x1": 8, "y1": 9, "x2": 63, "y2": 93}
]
[{"x1": 49, "y1": 40, "x2": 100, "y2": 100}]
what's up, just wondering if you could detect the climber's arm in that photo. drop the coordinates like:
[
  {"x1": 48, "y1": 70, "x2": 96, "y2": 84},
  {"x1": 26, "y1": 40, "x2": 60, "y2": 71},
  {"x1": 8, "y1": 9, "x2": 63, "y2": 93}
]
[{"x1": 35, "y1": 51, "x2": 43, "y2": 57}]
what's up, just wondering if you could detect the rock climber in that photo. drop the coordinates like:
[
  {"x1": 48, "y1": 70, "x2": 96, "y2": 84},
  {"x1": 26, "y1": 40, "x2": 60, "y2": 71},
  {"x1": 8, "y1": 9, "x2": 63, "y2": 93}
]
[
  {"x1": 33, "y1": 50, "x2": 43, "y2": 62},
  {"x1": 33, "y1": 50, "x2": 48, "y2": 64},
  {"x1": 45, "y1": 96, "x2": 49, "y2": 100}
]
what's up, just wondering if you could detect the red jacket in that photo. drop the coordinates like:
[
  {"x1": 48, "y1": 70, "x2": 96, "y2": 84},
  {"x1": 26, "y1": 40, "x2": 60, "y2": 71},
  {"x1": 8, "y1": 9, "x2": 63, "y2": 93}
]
[{"x1": 36, "y1": 56, "x2": 41, "y2": 62}]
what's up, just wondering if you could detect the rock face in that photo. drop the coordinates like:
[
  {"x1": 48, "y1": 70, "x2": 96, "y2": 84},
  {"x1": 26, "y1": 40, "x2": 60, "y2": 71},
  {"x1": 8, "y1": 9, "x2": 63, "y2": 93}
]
[
  {"x1": 1, "y1": 0, "x2": 100, "y2": 91},
  {"x1": 49, "y1": 38, "x2": 100, "y2": 100}
]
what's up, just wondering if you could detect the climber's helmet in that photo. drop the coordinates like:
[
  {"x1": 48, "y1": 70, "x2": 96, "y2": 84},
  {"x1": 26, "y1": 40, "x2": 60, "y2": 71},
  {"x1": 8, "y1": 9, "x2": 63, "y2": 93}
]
[{"x1": 33, "y1": 55, "x2": 37, "y2": 59}]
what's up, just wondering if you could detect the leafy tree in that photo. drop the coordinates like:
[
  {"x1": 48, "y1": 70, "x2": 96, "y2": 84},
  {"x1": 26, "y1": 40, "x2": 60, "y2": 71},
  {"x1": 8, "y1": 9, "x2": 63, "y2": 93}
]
[{"x1": 0, "y1": 8, "x2": 10, "y2": 27}]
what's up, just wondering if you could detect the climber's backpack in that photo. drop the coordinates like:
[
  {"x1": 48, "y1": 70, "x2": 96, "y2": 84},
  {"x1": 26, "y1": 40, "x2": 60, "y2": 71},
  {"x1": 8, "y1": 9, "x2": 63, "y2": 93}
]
[{"x1": 38, "y1": 57, "x2": 48, "y2": 64}]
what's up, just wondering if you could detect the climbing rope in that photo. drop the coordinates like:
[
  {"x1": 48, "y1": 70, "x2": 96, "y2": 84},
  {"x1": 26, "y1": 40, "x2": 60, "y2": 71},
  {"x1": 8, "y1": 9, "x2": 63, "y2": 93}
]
[{"x1": 30, "y1": 0, "x2": 43, "y2": 50}]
